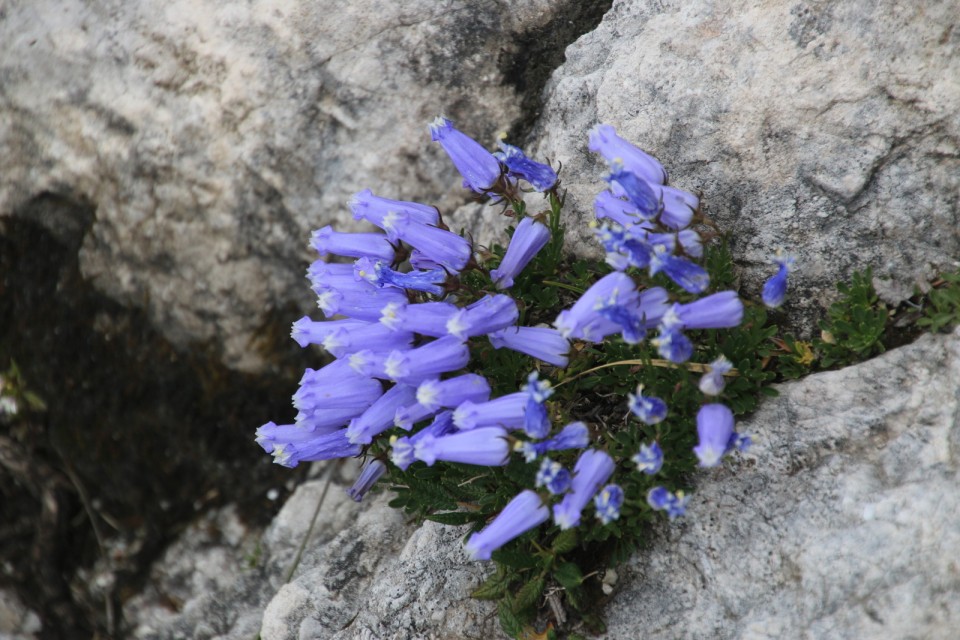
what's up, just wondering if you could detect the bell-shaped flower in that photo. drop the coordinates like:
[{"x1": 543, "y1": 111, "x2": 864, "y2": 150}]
[
  {"x1": 653, "y1": 326, "x2": 694, "y2": 363},
  {"x1": 588, "y1": 124, "x2": 667, "y2": 185},
  {"x1": 380, "y1": 301, "x2": 458, "y2": 337},
  {"x1": 488, "y1": 326, "x2": 570, "y2": 368},
  {"x1": 494, "y1": 141, "x2": 558, "y2": 192},
  {"x1": 349, "y1": 189, "x2": 439, "y2": 240},
  {"x1": 490, "y1": 217, "x2": 551, "y2": 289},
  {"x1": 693, "y1": 403, "x2": 736, "y2": 467},
  {"x1": 292, "y1": 364, "x2": 383, "y2": 414},
  {"x1": 393, "y1": 401, "x2": 435, "y2": 431},
  {"x1": 355, "y1": 257, "x2": 448, "y2": 296},
  {"x1": 388, "y1": 212, "x2": 473, "y2": 273},
  {"x1": 668, "y1": 291, "x2": 744, "y2": 329},
  {"x1": 346, "y1": 459, "x2": 387, "y2": 502},
  {"x1": 699, "y1": 355, "x2": 733, "y2": 396},
  {"x1": 632, "y1": 441, "x2": 663, "y2": 475},
  {"x1": 290, "y1": 316, "x2": 368, "y2": 348},
  {"x1": 416, "y1": 374, "x2": 491, "y2": 412},
  {"x1": 515, "y1": 420, "x2": 591, "y2": 462},
  {"x1": 627, "y1": 385, "x2": 667, "y2": 424},
  {"x1": 346, "y1": 384, "x2": 419, "y2": 445},
  {"x1": 414, "y1": 426, "x2": 510, "y2": 467},
  {"x1": 446, "y1": 294, "x2": 519, "y2": 339},
  {"x1": 308, "y1": 260, "x2": 368, "y2": 294},
  {"x1": 553, "y1": 449, "x2": 616, "y2": 530},
  {"x1": 648, "y1": 245, "x2": 710, "y2": 294},
  {"x1": 677, "y1": 229, "x2": 703, "y2": 258},
  {"x1": 315, "y1": 283, "x2": 408, "y2": 322},
  {"x1": 762, "y1": 252, "x2": 796, "y2": 308},
  {"x1": 594, "y1": 484, "x2": 624, "y2": 524},
  {"x1": 555, "y1": 272, "x2": 638, "y2": 342},
  {"x1": 535, "y1": 458, "x2": 571, "y2": 495},
  {"x1": 453, "y1": 392, "x2": 527, "y2": 431},
  {"x1": 647, "y1": 487, "x2": 689, "y2": 519},
  {"x1": 321, "y1": 323, "x2": 414, "y2": 358},
  {"x1": 607, "y1": 167, "x2": 662, "y2": 220},
  {"x1": 255, "y1": 421, "x2": 315, "y2": 454},
  {"x1": 521, "y1": 372, "x2": 552, "y2": 439},
  {"x1": 595, "y1": 191, "x2": 643, "y2": 227},
  {"x1": 463, "y1": 490, "x2": 550, "y2": 561},
  {"x1": 390, "y1": 411, "x2": 456, "y2": 470},
  {"x1": 430, "y1": 116, "x2": 503, "y2": 193},
  {"x1": 309, "y1": 225, "x2": 395, "y2": 262},
  {"x1": 384, "y1": 335, "x2": 470, "y2": 385},
  {"x1": 347, "y1": 349, "x2": 394, "y2": 379},
  {"x1": 269, "y1": 428, "x2": 360, "y2": 468}
]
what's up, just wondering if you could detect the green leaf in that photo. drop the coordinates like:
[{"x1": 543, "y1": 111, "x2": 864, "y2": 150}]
[
  {"x1": 553, "y1": 562, "x2": 584, "y2": 590},
  {"x1": 550, "y1": 528, "x2": 579, "y2": 554},
  {"x1": 423, "y1": 511, "x2": 483, "y2": 525},
  {"x1": 492, "y1": 548, "x2": 539, "y2": 570},
  {"x1": 497, "y1": 599, "x2": 525, "y2": 639},
  {"x1": 514, "y1": 576, "x2": 545, "y2": 611},
  {"x1": 471, "y1": 568, "x2": 513, "y2": 600}
]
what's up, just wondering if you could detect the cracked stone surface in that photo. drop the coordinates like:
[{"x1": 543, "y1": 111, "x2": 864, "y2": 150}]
[
  {"x1": 532, "y1": 0, "x2": 960, "y2": 332},
  {"x1": 0, "y1": 0, "x2": 569, "y2": 372}
]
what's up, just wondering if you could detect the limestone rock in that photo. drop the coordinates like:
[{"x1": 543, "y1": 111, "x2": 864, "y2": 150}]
[
  {"x1": 0, "y1": 0, "x2": 566, "y2": 371},
  {"x1": 534, "y1": 0, "x2": 960, "y2": 332},
  {"x1": 599, "y1": 327, "x2": 960, "y2": 639}
]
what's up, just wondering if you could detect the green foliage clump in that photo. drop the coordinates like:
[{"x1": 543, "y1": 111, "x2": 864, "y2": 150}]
[{"x1": 918, "y1": 267, "x2": 960, "y2": 333}]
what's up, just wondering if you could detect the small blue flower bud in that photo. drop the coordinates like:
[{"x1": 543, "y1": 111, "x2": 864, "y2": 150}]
[
  {"x1": 494, "y1": 141, "x2": 558, "y2": 192},
  {"x1": 632, "y1": 441, "x2": 663, "y2": 475},
  {"x1": 535, "y1": 458, "x2": 572, "y2": 495},
  {"x1": 647, "y1": 487, "x2": 689, "y2": 519},
  {"x1": 594, "y1": 484, "x2": 624, "y2": 524},
  {"x1": 627, "y1": 385, "x2": 668, "y2": 425},
  {"x1": 762, "y1": 252, "x2": 796, "y2": 308},
  {"x1": 699, "y1": 355, "x2": 733, "y2": 396}
]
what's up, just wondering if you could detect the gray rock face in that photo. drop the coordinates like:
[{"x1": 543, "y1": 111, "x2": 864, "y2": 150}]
[
  {"x1": 599, "y1": 326, "x2": 960, "y2": 640},
  {"x1": 0, "y1": 0, "x2": 567, "y2": 371},
  {"x1": 534, "y1": 0, "x2": 960, "y2": 330}
]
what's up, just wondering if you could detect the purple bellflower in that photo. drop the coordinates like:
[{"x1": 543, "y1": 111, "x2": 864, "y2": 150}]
[
  {"x1": 488, "y1": 325, "x2": 570, "y2": 368},
  {"x1": 699, "y1": 355, "x2": 733, "y2": 396},
  {"x1": 632, "y1": 441, "x2": 663, "y2": 475},
  {"x1": 494, "y1": 141, "x2": 558, "y2": 192},
  {"x1": 453, "y1": 392, "x2": 527, "y2": 431},
  {"x1": 349, "y1": 189, "x2": 439, "y2": 239},
  {"x1": 416, "y1": 374, "x2": 492, "y2": 412},
  {"x1": 553, "y1": 449, "x2": 616, "y2": 530},
  {"x1": 380, "y1": 301, "x2": 458, "y2": 337},
  {"x1": 346, "y1": 459, "x2": 387, "y2": 502},
  {"x1": 648, "y1": 244, "x2": 710, "y2": 294},
  {"x1": 594, "y1": 484, "x2": 625, "y2": 524},
  {"x1": 390, "y1": 411, "x2": 456, "y2": 470},
  {"x1": 354, "y1": 257, "x2": 447, "y2": 296},
  {"x1": 383, "y1": 335, "x2": 470, "y2": 385},
  {"x1": 389, "y1": 213, "x2": 473, "y2": 273},
  {"x1": 515, "y1": 420, "x2": 590, "y2": 462},
  {"x1": 464, "y1": 490, "x2": 550, "y2": 561},
  {"x1": 762, "y1": 252, "x2": 796, "y2": 308},
  {"x1": 393, "y1": 401, "x2": 436, "y2": 431},
  {"x1": 315, "y1": 283, "x2": 409, "y2": 322},
  {"x1": 346, "y1": 384, "x2": 419, "y2": 445},
  {"x1": 535, "y1": 458, "x2": 572, "y2": 495},
  {"x1": 446, "y1": 294, "x2": 519, "y2": 339},
  {"x1": 588, "y1": 124, "x2": 667, "y2": 185},
  {"x1": 309, "y1": 225, "x2": 395, "y2": 263},
  {"x1": 693, "y1": 403, "x2": 736, "y2": 467},
  {"x1": 490, "y1": 217, "x2": 551, "y2": 289},
  {"x1": 627, "y1": 385, "x2": 668, "y2": 425},
  {"x1": 321, "y1": 323, "x2": 414, "y2": 358},
  {"x1": 653, "y1": 326, "x2": 695, "y2": 363},
  {"x1": 522, "y1": 371, "x2": 553, "y2": 439},
  {"x1": 414, "y1": 426, "x2": 510, "y2": 467},
  {"x1": 666, "y1": 291, "x2": 744, "y2": 330},
  {"x1": 269, "y1": 428, "x2": 360, "y2": 468},
  {"x1": 595, "y1": 191, "x2": 644, "y2": 227},
  {"x1": 647, "y1": 486, "x2": 690, "y2": 519},
  {"x1": 290, "y1": 316, "x2": 368, "y2": 348},
  {"x1": 607, "y1": 167, "x2": 662, "y2": 220},
  {"x1": 430, "y1": 116, "x2": 503, "y2": 193},
  {"x1": 555, "y1": 271, "x2": 639, "y2": 342}
]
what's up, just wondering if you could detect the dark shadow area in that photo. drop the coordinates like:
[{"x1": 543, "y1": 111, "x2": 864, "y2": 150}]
[{"x1": 0, "y1": 194, "x2": 307, "y2": 639}]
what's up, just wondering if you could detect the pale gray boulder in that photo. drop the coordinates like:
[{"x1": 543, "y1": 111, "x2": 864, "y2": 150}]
[
  {"x1": 0, "y1": 0, "x2": 574, "y2": 371},
  {"x1": 598, "y1": 326, "x2": 960, "y2": 640},
  {"x1": 533, "y1": 0, "x2": 960, "y2": 330}
]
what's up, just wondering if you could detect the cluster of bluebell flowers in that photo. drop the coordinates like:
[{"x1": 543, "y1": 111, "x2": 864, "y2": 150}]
[{"x1": 259, "y1": 118, "x2": 778, "y2": 561}]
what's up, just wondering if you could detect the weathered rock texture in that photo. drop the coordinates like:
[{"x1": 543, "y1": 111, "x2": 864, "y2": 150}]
[
  {"x1": 0, "y1": 0, "x2": 578, "y2": 371},
  {"x1": 598, "y1": 326, "x2": 960, "y2": 639},
  {"x1": 533, "y1": 0, "x2": 960, "y2": 328}
]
